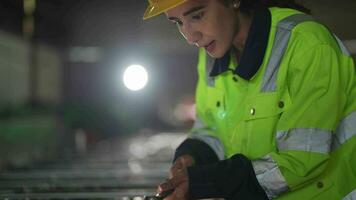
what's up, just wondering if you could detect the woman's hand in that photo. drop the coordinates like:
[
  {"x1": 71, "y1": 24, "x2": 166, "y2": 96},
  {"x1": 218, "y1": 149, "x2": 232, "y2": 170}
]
[
  {"x1": 158, "y1": 166, "x2": 189, "y2": 200},
  {"x1": 169, "y1": 155, "x2": 195, "y2": 178},
  {"x1": 157, "y1": 155, "x2": 194, "y2": 200}
]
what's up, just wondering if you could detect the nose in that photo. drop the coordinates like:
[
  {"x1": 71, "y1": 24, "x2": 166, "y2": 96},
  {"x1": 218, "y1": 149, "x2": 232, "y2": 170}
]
[{"x1": 179, "y1": 24, "x2": 201, "y2": 46}]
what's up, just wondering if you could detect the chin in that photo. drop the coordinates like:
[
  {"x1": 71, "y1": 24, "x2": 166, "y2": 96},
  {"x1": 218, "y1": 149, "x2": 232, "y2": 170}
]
[
  {"x1": 206, "y1": 51, "x2": 225, "y2": 59},
  {"x1": 206, "y1": 43, "x2": 228, "y2": 59}
]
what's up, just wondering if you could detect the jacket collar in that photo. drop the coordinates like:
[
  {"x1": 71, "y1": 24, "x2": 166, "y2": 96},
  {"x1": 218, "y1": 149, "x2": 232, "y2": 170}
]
[{"x1": 209, "y1": 7, "x2": 271, "y2": 80}]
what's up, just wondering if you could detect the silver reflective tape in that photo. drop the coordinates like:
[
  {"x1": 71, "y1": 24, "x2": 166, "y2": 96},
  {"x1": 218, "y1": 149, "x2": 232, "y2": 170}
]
[
  {"x1": 343, "y1": 189, "x2": 356, "y2": 200},
  {"x1": 343, "y1": 40, "x2": 356, "y2": 55},
  {"x1": 252, "y1": 155, "x2": 289, "y2": 199},
  {"x1": 261, "y1": 26, "x2": 290, "y2": 92},
  {"x1": 191, "y1": 117, "x2": 224, "y2": 159},
  {"x1": 332, "y1": 111, "x2": 356, "y2": 150},
  {"x1": 277, "y1": 128, "x2": 332, "y2": 154},
  {"x1": 192, "y1": 117, "x2": 205, "y2": 129},
  {"x1": 277, "y1": 14, "x2": 315, "y2": 31},
  {"x1": 190, "y1": 133, "x2": 225, "y2": 160},
  {"x1": 262, "y1": 14, "x2": 314, "y2": 92},
  {"x1": 334, "y1": 35, "x2": 351, "y2": 56},
  {"x1": 206, "y1": 52, "x2": 215, "y2": 87}
]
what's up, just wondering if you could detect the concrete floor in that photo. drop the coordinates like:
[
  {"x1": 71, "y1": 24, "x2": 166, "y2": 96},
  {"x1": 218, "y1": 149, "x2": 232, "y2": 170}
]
[{"x1": 0, "y1": 132, "x2": 186, "y2": 199}]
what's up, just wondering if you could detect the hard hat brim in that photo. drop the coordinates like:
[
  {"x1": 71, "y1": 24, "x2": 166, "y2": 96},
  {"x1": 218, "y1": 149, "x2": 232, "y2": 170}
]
[{"x1": 143, "y1": 0, "x2": 188, "y2": 20}]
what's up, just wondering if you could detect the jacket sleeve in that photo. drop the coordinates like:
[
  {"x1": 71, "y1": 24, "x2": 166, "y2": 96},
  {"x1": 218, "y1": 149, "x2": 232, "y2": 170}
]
[
  {"x1": 174, "y1": 47, "x2": 227, "y2": 163},
  {"x1": 173, "y1": 138, "x2": 219, "y2": 165},
  {"x1": 188, "y1": 154, "x2": 269, "y2": 200},
  {"x1": 175, "y1": 115, "x2": 269, "y2": 200},
  {"x1": 173, "y1": 113, "x2": 225, "y2": 161},
  {"x1": 252, "y1": 43, "x2": 351, "y2": 199}
]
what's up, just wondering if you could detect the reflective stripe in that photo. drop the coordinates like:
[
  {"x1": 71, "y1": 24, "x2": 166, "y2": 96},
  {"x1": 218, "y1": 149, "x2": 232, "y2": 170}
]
[
  {"x1": 252, "y1": 155, "x2": 289, "y2": 199},
  {"x1": 205, "y1": 51, "x2": 215, "y2": 87},
  {"x1": 334, "y1": 35, "x2": 351, "y2": 56},
  {"x1": 343, "y1": 40, "x2": 356, "y2": 55},
  {"x1": 343, "y1": 189, "x2": 356, "y2": 200},
  {"x1": 191, "y1": 117, "x2": 225, "y2": 160},
  {"x1": 277, "y1": 128, "x2": 332, "y2": 154},
  {"x1": 192, "y1": 116, "x2": 205, "y2": 129},
  {"x1": 332, "y1": 111, "x2": 356, "y2": 150},
  {"x1": 262, "y1": 14, "x2": 314, "y2": 92}
]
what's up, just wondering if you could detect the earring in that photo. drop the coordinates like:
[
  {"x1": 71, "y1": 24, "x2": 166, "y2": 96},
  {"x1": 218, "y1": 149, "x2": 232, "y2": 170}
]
[{"x1": 233, "y1": 1, "x2": 240, "y2": 9}]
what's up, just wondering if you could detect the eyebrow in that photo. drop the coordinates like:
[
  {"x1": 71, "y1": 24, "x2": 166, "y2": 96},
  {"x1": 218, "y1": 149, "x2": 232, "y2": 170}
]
[
  {"x1": 168, "y1": 6, "x2": 205, "y2": 21},
  {"x1": 183, "y1": 6, "x2": 205, "y2": 16}
]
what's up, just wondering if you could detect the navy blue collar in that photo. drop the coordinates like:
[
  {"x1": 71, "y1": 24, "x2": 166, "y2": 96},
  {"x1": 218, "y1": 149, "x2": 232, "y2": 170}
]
[{"x1": 209, "y1": 7, "x2": 271, "y2": 80}]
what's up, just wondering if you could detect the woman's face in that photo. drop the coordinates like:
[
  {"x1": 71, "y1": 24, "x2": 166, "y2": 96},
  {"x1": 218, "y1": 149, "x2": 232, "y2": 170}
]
[{"x1": 165, "y1": 0, "x2": 239, "y2": 58}]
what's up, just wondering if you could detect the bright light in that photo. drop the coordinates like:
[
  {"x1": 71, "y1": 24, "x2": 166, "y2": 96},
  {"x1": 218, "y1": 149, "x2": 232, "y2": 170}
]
[{"x1": 123, "y1": 65, "x2": 148, "y2": 91}]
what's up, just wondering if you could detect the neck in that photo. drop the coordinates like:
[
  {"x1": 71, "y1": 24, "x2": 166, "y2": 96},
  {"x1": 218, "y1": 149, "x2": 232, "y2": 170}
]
[{"x1": 232, "y1": 12, "x2": 253, "y2": 54}]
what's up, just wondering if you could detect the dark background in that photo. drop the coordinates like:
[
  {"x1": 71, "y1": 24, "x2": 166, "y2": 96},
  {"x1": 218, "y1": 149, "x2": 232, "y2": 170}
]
[{"x1": 0, "y1": 1, "x2": 355, "y2": 198}]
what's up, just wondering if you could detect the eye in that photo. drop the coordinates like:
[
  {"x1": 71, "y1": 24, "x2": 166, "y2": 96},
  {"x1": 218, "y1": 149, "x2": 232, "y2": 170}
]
[{"x1": 192, "y1": 11, "x2": 204, "y2": 20}]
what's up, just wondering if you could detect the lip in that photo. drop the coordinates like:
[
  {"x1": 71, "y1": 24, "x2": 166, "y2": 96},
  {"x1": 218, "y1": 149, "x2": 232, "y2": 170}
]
[{"x1": 204, "y1": 41, "x2": 215, "y2": 53}]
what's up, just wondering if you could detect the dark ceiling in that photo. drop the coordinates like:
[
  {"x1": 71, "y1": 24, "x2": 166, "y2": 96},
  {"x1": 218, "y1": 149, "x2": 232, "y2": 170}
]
[
  {"x1": 0, "y1": 0, "x2": 147, "y2": 47},
  {"x1": 1, "y1": 0, "x2": 355, "y2": 49}
]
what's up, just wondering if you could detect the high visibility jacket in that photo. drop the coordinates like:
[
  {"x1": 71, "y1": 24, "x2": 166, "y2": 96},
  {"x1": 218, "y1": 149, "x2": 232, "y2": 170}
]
[{"x1": 190, "y1": 7, "x2": 356, "y2": 199}]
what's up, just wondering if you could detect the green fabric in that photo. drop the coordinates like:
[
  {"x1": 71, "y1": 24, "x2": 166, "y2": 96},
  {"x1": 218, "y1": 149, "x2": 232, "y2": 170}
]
[{"x1": 192, "y1": 7, "x2": 356, "y2": 199}]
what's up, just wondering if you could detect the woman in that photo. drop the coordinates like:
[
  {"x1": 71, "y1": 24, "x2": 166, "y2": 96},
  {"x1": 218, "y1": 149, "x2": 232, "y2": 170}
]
[{"x1": 143, "y1": 0, "x2": 356, "y2": 199}]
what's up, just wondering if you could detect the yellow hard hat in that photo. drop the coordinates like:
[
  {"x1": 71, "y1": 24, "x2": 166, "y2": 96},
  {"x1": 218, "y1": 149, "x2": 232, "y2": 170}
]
[{"x1": 143, "y1": 0, "x2": 187, "y2": 20}]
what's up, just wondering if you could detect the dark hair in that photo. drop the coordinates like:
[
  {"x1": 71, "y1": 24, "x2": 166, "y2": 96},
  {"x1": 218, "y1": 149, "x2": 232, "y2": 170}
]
[{"x1": 222, "y1": 0, "x2": 311, "y2": 15}]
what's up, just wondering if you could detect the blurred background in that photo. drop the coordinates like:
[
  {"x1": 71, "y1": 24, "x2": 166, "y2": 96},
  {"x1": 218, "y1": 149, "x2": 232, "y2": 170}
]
[{"x1": 0, "y1": 0, "x2": 355, "y2": 199}]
